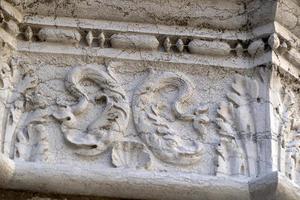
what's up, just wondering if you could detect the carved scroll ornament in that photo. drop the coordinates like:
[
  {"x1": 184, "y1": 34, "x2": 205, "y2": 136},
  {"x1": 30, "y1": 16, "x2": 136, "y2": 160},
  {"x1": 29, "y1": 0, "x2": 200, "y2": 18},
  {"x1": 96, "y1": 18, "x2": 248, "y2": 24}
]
[
  {"x1": 53, "y1": 65, "x2": 130, "y2": 156},
  {"x1": 132, "y1": 69, "x2": 209, "y2": 166}
]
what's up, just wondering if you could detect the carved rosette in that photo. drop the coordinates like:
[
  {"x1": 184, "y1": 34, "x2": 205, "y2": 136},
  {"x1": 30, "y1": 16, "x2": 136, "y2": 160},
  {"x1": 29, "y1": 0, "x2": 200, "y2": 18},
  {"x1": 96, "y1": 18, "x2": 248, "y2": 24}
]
[{"x1": 132, "y1": 69, "x2": 209, "y2": 166}]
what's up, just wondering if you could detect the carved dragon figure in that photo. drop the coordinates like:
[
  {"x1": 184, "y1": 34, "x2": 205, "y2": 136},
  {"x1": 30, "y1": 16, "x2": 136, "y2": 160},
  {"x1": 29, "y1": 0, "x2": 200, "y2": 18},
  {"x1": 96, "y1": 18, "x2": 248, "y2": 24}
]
[
  {"x1": 132, "y1": 69, "x2": 209, "y2": 165},
  {"x1": 53, "y1": 65, "x2": 129, "y2": 156}
]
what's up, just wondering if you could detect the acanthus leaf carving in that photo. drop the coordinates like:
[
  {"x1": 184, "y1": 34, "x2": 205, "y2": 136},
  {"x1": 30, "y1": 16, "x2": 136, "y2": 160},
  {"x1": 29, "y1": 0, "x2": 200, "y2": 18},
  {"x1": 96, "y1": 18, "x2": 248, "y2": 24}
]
[
  {"x1": 216, "y1": 101, "x2": 245, "y2": 176},
  {"x1": 216, "y1": 74, "x2": 260, "y2": 177},
  {"x1": 13, "y1": 106, "x2": 55, "y2": 162},
  {"x1": 286, "y1": 123, "x2": 300, "y2": 185},
  {"x1": 0, "y1": 58, "x2": 56, "y2": 162},
  {"x1": 271, "y1": 70, "x2": 300, "y2": 185},
  {"x1": 132, "y1": 69, "x2": 209, "y2": 166},
  {"x1": 15, "y1": 123, "x2": 48, "y2": 162},
  {"x1": 0, "y1": 59, "x2": 45, "y2": 159}
]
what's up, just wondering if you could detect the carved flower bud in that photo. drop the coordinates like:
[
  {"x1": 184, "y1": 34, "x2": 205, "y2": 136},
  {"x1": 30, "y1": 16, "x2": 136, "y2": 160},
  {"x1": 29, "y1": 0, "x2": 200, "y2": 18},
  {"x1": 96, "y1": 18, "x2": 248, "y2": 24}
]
[
  {"x1": 164, "y1": 37, "x2": 172, "y2": 52},
  {"x1": 268, "y1": 33, "x2": 280, "y2": 50},
  {"x1": 25, "y1": 26, "x2": 33, "y2": 41},
  {"x1": 176, "y1": 38, "x2": 184, "y2": 52},
  {"x1": 86, "y1": 31, "x2": 94, "y2": 47},
  {"x1": 98, "y1": 32, "x2": 105, "y2": 48}
]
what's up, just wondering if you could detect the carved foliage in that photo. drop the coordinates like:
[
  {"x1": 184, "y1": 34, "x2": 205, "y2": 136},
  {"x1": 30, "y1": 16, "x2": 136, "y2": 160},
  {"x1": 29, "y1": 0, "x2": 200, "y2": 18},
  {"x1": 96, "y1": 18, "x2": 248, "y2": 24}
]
[
  {"x1": 0, "y1": 58, "x2": 54, "y2": 162},
  {"x1": 216, "y1": 74, "x2": 260, "y2": 177},
  {"x1": 53, "y1": 65, "x2": 130, "y2": 156},
  {"x1": 278, "y1": 89, "x2": 296, "y2": 176},
  {"x1": 132, "y1": 69, "x2": 209, "y2": 166},
  {"x1": 289, "y1": 120, "x2": 300, "y2": 185},
  {"x1": 272, "y1": 71, "x2": 300, "y2": 184},
  {"x1": 216, "y1": 102, "x2": 245, "y2": 176},
  {"x1": 0, "y1": 59, "x2": 49, "y2": 160},
  {"x1": 15, "y1": 124, "x2": 48, "y2": 162},
  {"x1": 285, "y1": 124, "x2": 300, "y2": 185},
  {"x1": 112, "y1": 141, "x2": 151, "y2": 169}
]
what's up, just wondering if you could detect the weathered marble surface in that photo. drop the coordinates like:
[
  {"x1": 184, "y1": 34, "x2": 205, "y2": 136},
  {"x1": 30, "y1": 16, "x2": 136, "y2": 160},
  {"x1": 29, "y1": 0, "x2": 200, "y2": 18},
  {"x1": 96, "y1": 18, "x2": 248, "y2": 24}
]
[
  {"x1": 0, "y1": 0, "x2": 300, "y2": 200},
  {"x1": 0, "y1": 189, "x2": 125, "y2": 200}
]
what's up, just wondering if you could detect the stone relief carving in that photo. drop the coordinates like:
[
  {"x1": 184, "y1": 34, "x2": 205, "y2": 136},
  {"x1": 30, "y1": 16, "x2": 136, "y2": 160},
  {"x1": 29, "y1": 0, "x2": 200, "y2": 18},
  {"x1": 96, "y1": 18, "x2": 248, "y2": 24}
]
[
  {"x1": 286, "y1": 120, "x2": 300, "y2": 185},
  {"x1": 112, "y1": 141, "x2": 151, "y2": 169},
  {"x1": 4, "y1": 19, "x2": 277, "y2": 58},
  {"x1": 215, "y1": 101, "x2": 245, "y2": 176},
  {"x1": 132, "y1": 69, "x2": 209, "y2": 166},
  {"x1": 15, "y1": 123, "x2": 48, "y2": 162},
  {"x1": 277, "y1": 89, "x2": 295, "y2": 173},
  {"x1": 2, "y1": 57, "x2": 298, "y2": 184},
  {"x1": 215, "y1": 74, "x2": 260, "y2": 177},
  {"x1": 0, "y1": 59, "x2": 43, "y2": 159},
  {"x1": 0, "y1": 59, "x2": 53, "y2": 162},
  {"x1": 271, "y1": 70, "x2": 300, "y2": 185},
  {"x1": 53, "y1": 65, "x2": 130, "y2": 156}
]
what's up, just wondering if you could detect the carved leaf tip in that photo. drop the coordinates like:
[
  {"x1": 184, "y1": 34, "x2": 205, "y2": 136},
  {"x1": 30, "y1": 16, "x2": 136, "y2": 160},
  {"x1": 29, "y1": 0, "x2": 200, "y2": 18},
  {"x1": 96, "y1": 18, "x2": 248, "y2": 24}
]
[
  {"x1": 231, "y1": 74, "x2": 259, "y2": 99},
  {"x1": 217, "y1": 102, "x2": 233, "y2": 122}
]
